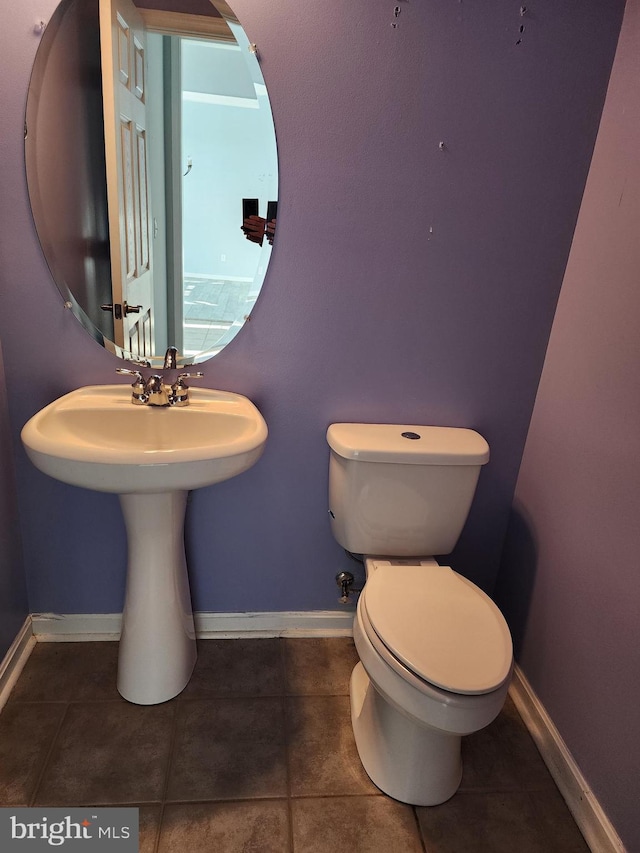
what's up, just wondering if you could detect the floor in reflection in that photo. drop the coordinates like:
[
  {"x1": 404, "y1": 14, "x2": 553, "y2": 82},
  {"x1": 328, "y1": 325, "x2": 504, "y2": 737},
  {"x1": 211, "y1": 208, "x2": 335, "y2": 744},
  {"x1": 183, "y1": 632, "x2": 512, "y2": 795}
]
[{"x1": 182, "y1": 276, "x2": 254, "y2": 356}]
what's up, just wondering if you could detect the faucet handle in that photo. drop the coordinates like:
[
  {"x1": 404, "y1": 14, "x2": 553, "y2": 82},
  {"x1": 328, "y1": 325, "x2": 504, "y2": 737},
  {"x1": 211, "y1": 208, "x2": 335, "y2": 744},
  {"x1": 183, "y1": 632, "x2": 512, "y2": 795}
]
[
  {"x1": 175, "y1": 371, "x2": 204, "y2": 385},
  {"x1": 116, "y1": 368, "x2": 147, "y2": 404},
  {"x1": 116, "y1": 367, "x2": 143, "y2": 381},
  {"x1": 170, "y1": 372, "x2": 204, "y2": 406}
]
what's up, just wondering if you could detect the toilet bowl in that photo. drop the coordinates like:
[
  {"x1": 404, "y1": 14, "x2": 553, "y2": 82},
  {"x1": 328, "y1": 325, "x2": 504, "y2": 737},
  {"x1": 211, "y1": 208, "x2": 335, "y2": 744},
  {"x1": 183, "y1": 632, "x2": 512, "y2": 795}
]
[
  {"x1": 350, "y1": 558, "x2": 512, "y2": 805},
  {"x1": 326, "y1": 423, "x2": 514, "y2": 805}
]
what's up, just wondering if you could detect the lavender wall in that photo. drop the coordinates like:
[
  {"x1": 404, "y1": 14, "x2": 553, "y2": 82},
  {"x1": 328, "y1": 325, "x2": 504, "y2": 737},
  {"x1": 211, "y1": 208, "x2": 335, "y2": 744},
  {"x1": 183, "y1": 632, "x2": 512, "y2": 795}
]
[
  {"x1": 0, "y1": 338, "x2": 28, "y2": 658},
  {"x1": 0, "y1": 1, "x2": 623, "y2": 616},
  {"x1": 496, "y1": 2, "x2": 640, "y2": 848}
]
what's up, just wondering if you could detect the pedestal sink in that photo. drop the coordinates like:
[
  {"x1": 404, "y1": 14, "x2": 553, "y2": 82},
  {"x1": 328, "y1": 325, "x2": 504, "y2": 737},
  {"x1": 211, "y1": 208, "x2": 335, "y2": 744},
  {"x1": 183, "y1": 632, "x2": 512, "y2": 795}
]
[{"x1": 21, "y1": 385, "x2": 267, "y2": 705}]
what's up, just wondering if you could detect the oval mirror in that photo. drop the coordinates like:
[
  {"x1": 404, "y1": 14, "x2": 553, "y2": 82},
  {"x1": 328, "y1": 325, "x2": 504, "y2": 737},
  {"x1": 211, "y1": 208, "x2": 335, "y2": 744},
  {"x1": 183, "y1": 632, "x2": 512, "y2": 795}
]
[{"x1": 25, "y1": 0, "x2": 278, "y2": 367}]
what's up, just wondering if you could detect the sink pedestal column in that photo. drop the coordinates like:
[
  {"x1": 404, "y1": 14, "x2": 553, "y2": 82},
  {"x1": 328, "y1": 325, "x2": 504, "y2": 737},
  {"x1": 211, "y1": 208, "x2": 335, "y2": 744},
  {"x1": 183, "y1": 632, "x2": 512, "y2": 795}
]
[{"x1": 117, "y1": 490, "x2": 197, "y2": 704}]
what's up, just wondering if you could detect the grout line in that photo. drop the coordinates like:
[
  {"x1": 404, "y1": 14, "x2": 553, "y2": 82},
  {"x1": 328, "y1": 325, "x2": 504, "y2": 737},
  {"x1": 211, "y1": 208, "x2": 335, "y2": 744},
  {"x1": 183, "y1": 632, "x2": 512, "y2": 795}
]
[
  {"x1": 151, "y1": 795, "x2": 291, "y2": 806},
  {"x1": 411, "y1": 805, "x2": 428, "y2": 853},
  {"x1": 29, "y1": 800, "x2": 164, "y2": 809},
  {"x1": 287, "y1": 792, "x2": 387, "y2": 801},
  {"x1": 151, "y1": 804, "x2": 163, "y2": 853},
  {"x1": 11, "y1": 690, "x2": 355, "y2": 705},
  {"x1": 280, "y1": 639, "x2": 296, "y2": 852},
  {"x1": 28, "y1": 702, "x2": 71, "y2": 808},
  {"x1": 280, "y1": 636, "x2": 290, "y2": 696},
  {"x1": 154, "y1": 700, "x2": 181, "y2": 853},
  {"x1": 57, "y1": 801, "x2": 165, "y2": 807},
  {"x1": 177, "y1": 691, "x2": 287, "y2": 701}
]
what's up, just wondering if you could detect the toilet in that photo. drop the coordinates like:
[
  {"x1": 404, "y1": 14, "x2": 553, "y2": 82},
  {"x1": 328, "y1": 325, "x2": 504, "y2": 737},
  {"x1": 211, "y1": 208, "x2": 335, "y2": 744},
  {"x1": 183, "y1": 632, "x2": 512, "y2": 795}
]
[{"x1": 327, "y1": 423, "x2": 513, "y2": 806}]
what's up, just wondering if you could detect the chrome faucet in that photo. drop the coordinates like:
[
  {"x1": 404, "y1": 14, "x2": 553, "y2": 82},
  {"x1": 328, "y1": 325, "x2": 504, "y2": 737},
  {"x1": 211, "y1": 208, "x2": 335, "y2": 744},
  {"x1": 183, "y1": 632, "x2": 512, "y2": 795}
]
[
  {"x1": 116, "y1": 368, "x2": 203, "y2": 406},
  {"x1": 144, "y1": 374, "x2": 170, "y2": 406}
]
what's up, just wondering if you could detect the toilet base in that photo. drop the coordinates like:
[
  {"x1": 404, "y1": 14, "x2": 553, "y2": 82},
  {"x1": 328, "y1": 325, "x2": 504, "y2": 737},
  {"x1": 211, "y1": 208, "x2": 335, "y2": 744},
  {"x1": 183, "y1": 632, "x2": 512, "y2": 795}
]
[{"x1": 350, "y1": 661, "x2": 463, "y2": 806}]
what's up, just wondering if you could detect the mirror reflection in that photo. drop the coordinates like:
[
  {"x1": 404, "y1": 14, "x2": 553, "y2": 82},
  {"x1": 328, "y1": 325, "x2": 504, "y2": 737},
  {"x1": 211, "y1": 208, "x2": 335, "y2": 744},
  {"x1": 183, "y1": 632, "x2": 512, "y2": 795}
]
[{"x1": 25, "y1": 0, "x2": 278, "y2": 366}]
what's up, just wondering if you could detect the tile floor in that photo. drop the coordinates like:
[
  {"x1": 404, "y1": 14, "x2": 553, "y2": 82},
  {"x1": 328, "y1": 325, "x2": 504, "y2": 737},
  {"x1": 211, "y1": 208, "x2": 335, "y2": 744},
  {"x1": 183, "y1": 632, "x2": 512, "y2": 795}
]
[{"x1": 0, "y1": 638, "x2": 589, "y2": 852}]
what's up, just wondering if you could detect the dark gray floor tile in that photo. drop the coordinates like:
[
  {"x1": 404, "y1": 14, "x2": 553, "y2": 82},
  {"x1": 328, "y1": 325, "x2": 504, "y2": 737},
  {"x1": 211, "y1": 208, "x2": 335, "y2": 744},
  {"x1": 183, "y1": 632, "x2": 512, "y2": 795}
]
[
  {"x1": 0, "y1": 703, "x2": 66, "y2": 805},
  {"x1": 284, "y1": 638, "x2": 359, "y2": 696},
  {"x1": 417, "y1": 791, "x2": 551, "y2": 853},
  {"x1": 167, "y1": 698, "x2": 287, "y2": 801},
  {"x1": 493, "y1": 696, "x2": 558, "y2": 791},
  {"x1": 528, "y1": 789, "x2": 590, "y2": 852},
  {"x1": 158, "y1": 801, "x2": 291, "y2": 853},
  {"x1": 8, "y1": 642, "x2": 121, "y2": 703},
  {"x1": 0, "y1": 638, "x2": 587, "y2": 853},
  {"x1": 34, "y1": 702, "x2": 174, "y2": 805},
  {"x1": 180, "y1": 639, "x2": 284, "y2": 698},
  {"x1": 459, "y1": 696, "x2": 555, "y2": 793},
  {"x1": 460, "y1": 713, "x2": 522, "y2": 792},
  {"x1": 292, "y1": 796, "x2": 423, "y2": 853},
  {"x1": 287, "y1": 695, "x2": 377, "y2": 797}
]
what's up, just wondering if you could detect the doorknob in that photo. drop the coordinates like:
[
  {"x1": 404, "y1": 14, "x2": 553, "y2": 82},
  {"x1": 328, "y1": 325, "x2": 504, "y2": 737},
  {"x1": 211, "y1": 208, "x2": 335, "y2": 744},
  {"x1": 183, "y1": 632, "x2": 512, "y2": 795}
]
[
  {"x1": 100, "y1": 303, "x2": 142, "y2": 318},
  {"x1": 101, "y1": 303, "x2": 122, "y2": 320}
]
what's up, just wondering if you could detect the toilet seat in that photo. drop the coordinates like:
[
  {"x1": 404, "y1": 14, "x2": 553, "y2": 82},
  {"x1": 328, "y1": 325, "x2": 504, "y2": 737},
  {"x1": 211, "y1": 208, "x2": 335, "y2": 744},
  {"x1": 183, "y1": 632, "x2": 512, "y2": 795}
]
[{"x1": 362, "y1": 563, "x2": 512, "y2": 695}]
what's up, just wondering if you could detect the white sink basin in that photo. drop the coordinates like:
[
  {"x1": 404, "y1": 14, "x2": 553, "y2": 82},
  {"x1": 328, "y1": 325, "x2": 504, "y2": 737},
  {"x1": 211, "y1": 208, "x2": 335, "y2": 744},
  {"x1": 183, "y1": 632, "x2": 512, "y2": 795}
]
[
  {"x1": 21, "y1": 383, "x2": 268, "y2": 706},
  {"x1": 21, "y1": 384, "x2": 268, "y2": 493}
]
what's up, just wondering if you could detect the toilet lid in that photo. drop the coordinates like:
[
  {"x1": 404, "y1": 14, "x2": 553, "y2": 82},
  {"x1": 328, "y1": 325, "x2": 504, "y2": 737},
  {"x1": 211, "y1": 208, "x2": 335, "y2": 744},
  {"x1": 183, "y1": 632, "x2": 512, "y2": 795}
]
[{"x1": 363, "y1": 564, "x2": 512, "y2": 695}]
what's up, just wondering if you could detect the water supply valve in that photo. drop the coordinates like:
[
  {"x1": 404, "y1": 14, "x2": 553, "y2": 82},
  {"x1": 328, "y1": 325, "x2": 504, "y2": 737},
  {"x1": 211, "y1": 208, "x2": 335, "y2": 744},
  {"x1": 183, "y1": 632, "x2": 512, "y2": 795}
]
[{"x1": 336, "y1": 571, "x2": 355, "y2": 603}]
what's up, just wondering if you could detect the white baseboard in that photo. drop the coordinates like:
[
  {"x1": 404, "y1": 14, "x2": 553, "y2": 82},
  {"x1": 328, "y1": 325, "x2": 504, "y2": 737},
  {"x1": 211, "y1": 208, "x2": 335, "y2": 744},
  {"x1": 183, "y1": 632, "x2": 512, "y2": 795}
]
[
  {"x1": 0, "y1": 618, "x2": 36, "y2": 712},
  {"x1": 509, "y1": 665, "x2": 625, "y2": 853},
  {"x1": 195, "y1": 610, "x2": 355, "y2": 638},
  {"x1": 30, "y1": 610, "x2": 355, "y2": 642},
  {"x1": 30, "y1": 613, "x2": 122, "y2": 641}
]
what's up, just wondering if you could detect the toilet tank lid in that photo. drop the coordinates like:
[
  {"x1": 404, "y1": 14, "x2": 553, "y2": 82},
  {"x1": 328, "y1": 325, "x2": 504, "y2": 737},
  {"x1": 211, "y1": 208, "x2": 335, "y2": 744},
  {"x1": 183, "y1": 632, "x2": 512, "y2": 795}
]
[{"x1": 326, "y1": 424, "x2": 490, "y2": 465}]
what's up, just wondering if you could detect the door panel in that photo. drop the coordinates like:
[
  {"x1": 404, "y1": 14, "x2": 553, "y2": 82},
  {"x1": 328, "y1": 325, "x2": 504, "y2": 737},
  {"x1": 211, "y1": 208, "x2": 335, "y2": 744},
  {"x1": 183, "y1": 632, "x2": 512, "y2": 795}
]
[{"x1": 101, "y1": 0, "x2": 154, "y2": 358}]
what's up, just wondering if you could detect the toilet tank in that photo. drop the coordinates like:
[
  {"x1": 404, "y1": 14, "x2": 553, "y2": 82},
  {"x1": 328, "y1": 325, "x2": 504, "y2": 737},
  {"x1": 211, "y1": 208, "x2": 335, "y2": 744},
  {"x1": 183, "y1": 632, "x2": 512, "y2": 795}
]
[{"x1": 327, "y1": 424, "x2": 489, "y2": 557}]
